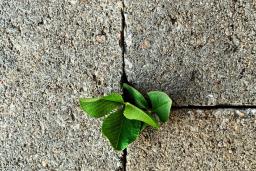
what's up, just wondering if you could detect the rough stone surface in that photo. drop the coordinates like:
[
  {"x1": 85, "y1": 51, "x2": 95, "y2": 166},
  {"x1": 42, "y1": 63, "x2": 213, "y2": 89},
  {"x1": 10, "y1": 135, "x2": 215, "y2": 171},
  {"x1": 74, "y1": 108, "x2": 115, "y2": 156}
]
[
  {"x1": 124, "y1": 0, "x2": 256, "y2": 106},
  {"x1": 0, "y1": 1, "x2": 123, "y2": 170},
  {"x1": 127, "y1": 109, "x2": 256, "y2": 171}
]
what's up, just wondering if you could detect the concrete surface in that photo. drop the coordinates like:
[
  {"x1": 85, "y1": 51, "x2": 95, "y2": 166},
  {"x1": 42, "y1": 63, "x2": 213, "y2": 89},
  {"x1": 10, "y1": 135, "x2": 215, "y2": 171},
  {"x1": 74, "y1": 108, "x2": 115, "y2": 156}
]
[
  {"x1": 127, "y1": 109, "x2": 256, "y2": 171},
  {"x1": 1, "y1": 0, "x2": 256, "y2": 170},
  {"x1": 124, "y1": 0, "x2": 256, "y2": 106},
  {"x1": 0, "y1": 0, "x2": 123, "y2": 170}
]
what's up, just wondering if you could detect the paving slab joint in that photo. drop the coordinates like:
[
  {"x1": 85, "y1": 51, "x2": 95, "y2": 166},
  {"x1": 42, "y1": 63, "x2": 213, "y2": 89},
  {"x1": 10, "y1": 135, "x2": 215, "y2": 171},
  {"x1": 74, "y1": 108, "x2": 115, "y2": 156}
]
[
  {"x1": 120, "y1": 5, "x2": 128, "y2": 85},
  {"x1": 173, "y1": 105, "x2": 256, "y2": 110},
  {"x1": 120, "y1": 1, "x2": 128, "y2": 171}
]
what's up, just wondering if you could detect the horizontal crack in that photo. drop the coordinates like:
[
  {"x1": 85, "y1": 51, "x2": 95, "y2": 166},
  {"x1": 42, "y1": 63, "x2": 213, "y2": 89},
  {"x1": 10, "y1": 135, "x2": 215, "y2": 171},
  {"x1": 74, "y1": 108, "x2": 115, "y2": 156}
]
[{"x1": 173, "y1": 105, "x2": 256, "y2": 110}]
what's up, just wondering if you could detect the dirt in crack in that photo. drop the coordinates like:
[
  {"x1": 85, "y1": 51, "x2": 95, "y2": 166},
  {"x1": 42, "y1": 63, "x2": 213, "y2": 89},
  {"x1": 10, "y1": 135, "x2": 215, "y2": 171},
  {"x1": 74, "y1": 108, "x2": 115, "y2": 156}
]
[{"x1": 119, "y1": 3, "x2": 128, "y2": 171}]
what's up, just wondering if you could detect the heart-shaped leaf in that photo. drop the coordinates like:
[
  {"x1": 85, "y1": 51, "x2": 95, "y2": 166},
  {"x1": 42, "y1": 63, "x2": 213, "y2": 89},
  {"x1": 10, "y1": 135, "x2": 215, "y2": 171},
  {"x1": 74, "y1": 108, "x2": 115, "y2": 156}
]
[
  {"x1": 124, "y1": 102, "x2": 159, "y2": 128},
  {"x1": 80, "y1": 93, "x2": 124, "y2": 118},
  {"x1": 123, "y1": 83, "x2": 148, "y2": 109},
  {"x1": 102, "y1": 109, "x2": 141, "y2": 151},
  {"x1": 148, "y1": 91, "x2": 172, "y2": 122}
]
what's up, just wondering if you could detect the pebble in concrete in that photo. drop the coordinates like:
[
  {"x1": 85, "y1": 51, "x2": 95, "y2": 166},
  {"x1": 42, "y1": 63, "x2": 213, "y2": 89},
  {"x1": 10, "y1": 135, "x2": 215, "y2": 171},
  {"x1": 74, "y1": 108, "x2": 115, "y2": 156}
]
[
  {"x1": 127, "y1": 109, "x2": 256, "y2": 171},
  {"x1": 0, "y1": 0, "x2": 123, "y2": 170},
  {"x1": 124, "y1": 0, "x2": 256, "y2": 106}
]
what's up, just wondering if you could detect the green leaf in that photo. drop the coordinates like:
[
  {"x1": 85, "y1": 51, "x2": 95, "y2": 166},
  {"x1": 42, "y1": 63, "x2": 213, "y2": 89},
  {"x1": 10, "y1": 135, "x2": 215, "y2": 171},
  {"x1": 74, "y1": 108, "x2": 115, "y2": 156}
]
[
  {"x1": 101, "y1": 93, "x2": 124, "y2": 103},
  {"x1": 124, "y1": 102, "x2": 159, "y2": 128},
  {"x1": 102, "y1": 109, "x2": 141, "y2": 151},
  {"x1": 147, "y1": 91, "x2": 172, "y2": 122},
  {"x1": 123, "y1": 83, "x2": 148, "y2": 109},
  {"x1": 80, "y1": 93, "x2": 124, "y2": 118}
]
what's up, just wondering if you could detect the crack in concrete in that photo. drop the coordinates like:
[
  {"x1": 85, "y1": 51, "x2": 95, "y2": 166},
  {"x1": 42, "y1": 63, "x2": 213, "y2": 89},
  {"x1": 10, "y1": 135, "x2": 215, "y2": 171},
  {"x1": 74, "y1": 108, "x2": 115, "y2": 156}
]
[
  {"x1": 120, "y1": 10, "x2": 128, "y2": 84},
  {"x1": 118, "y1": 1, "x2": 256, "y2": 170},
  {"x1": 120, "y1": 1, "x2": 128, "y2": 171},
  {"x1": 121, "y1": 148, "x2": 127, "y2": 171},
  {"x1": 173, "y1": 105, "x2": 256, "y2": 110}
]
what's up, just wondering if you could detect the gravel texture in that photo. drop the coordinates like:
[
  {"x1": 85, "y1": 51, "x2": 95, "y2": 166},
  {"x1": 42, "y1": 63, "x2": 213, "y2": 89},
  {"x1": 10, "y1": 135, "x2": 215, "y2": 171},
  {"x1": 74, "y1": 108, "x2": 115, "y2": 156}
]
[
  {"x1": 127, "y1": 109, "x2": 256, "y2": 171},
  {"x1": 124, "y1": 0, "x2": 256, "y2": 106},
  {"x1": 0, "y1": 0, "x2": 123, "y2": 170}
]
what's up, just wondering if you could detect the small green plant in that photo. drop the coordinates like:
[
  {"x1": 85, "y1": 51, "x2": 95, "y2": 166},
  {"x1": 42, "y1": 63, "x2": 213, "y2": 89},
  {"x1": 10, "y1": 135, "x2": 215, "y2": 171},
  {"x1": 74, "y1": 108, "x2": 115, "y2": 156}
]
[{"x1": 79, "y1": 83, "x2": 172, "y2": 151}]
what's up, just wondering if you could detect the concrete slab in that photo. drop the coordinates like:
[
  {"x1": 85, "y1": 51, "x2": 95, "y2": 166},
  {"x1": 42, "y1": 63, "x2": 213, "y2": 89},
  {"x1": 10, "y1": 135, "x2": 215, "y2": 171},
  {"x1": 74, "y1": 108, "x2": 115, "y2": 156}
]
[
  {"x1": 127, "y1": 109, "x2": 256, "y2": 171},
  {"x1": 0, "y1": 0, "x2": 122, "y2": 170},
  {"x1": 124, "y1": 0, "x2": 256, "y2": 106}
]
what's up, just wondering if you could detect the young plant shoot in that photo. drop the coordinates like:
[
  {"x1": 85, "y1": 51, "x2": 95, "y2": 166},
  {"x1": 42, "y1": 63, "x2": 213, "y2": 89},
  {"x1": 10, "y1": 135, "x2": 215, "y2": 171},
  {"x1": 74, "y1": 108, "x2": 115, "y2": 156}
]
[{"x1": 79, "y1": 83, "x2": 172, "y2": 151}]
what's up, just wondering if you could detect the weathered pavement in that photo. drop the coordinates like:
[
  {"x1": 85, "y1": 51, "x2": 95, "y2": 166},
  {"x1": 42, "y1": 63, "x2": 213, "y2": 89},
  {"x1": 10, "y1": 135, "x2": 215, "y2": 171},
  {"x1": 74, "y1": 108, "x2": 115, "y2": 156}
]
[
  {"x1": 127, "y1": 109, "x2": 256, "y2": 171},
  {"x1": 124, "y1": 1, "x2": 256, "y2": 171},
  {"x1": 124, "y1": 0, "x2": 256, "y2": 106},
  {"x1": 0, "y1": 1, "x2": 123, "y2": 170},
  {"x1": 1, "y1": 0, "x2": 256, "y2": 170}
]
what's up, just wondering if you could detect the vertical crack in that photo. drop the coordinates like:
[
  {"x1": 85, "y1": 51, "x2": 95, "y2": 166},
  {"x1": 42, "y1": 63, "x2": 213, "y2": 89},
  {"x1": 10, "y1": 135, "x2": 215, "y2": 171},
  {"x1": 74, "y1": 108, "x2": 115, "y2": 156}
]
[
  {"x1": 120, "y1": 1, "x2": 128, "y2": 171},
  {"x1": 120, "y1": 4, "x2": 128, "y2": 84},
  {"x1": 121, "y1": 148, "x2": 127, "y2": 171}
]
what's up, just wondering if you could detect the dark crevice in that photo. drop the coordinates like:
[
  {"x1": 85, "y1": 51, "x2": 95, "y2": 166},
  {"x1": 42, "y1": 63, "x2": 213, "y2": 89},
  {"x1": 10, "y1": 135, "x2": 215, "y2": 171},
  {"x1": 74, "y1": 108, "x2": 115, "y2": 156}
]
[
  {"x1": 172, "y1": 105, "x2": 256, "y2": 110},
  {"x1": 120, "y1": 8, "x2": 128, "y2": 85},
  {"x1": 121, "y1": 148, "x2": 127, "y2": 171},
  {"x1": 120, "y1": 1, "x2": 128, "y2": 171}
]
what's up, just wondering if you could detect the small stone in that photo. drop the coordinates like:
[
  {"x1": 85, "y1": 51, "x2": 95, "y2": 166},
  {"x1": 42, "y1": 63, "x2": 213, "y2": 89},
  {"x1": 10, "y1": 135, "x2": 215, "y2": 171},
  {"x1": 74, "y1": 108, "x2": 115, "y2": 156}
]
[
  {"x1": 42, "y1": 160, "x2": 48, "y2": 167},
  {"x1": 124, "y1": 59, "x2": 133, "y2": 69},
  {"x1": 139, "y1": 39, "x2": 150, "y2": 49},
  {"x1": 69, "y1": 0, "x2": 78, "y2": 5},
  {"x1": 235, "y1": 110, "x2": 245, "y2": 117},
  {"x1": 96, "y1": 35, "x2": 106, "y2": 43}
]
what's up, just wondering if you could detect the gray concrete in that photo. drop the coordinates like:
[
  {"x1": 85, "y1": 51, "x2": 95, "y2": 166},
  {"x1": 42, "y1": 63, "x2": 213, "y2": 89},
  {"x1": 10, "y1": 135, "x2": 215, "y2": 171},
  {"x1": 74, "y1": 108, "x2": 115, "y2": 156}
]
[
  {"x1": 127, "y1": 109, "x2": 256, "y2": 171},
  {"x1": 124, "y1": 0, "x2": 256, "y2": 106},
  {"x1": 0, "y1": 0, "x2": 123, "y2": 170}
]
